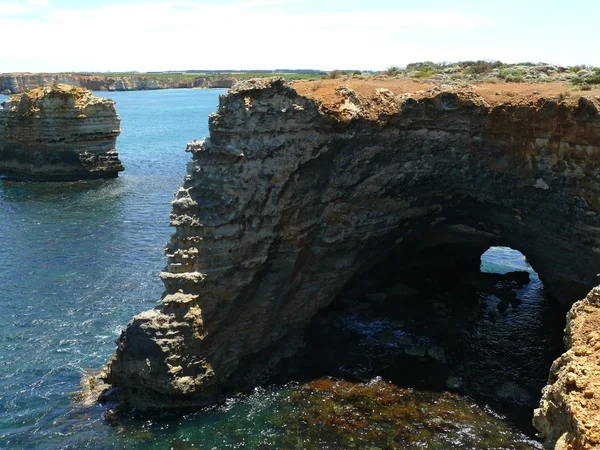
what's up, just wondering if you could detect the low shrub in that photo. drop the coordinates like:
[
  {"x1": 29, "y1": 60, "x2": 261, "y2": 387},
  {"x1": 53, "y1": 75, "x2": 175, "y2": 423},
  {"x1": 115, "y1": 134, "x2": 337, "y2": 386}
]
[
  {"x1": 386, "y1": 66, "x2": 402, "y2": 77},
  {"x1": 498, "y1": 68, "x2": 526, "y2": 83},
  {"x1": 462, "y1": 60, "x2": 504, "y2": 74}
]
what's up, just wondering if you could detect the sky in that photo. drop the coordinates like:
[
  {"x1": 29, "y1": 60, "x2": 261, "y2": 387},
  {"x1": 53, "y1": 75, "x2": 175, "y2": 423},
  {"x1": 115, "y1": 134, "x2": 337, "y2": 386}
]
[{"x1": 1, "y1": 0, "x2": 599, "y2": 73}]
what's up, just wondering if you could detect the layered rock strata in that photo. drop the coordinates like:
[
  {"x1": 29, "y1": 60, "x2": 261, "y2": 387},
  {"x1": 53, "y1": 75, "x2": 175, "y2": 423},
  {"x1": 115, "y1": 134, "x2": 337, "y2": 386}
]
[
  {"x1": 103, "y1": 79, "x2": 600, "y2": 445},
  {"x1": 0, "y1": 73, "x2": 237, "y2": 94},
  {"x1": 0, "y1": 84, "x2": 123, "y2": 181}
]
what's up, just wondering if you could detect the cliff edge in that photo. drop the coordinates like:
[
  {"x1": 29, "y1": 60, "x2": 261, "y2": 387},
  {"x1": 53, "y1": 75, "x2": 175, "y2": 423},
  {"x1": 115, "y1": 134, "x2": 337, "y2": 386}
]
[
  {"x1": 0, "y1": 84, "x2": 123, "y2": 181},
  {"x1": 100, "y1": 78, "x2": 600, "y2": 447}
]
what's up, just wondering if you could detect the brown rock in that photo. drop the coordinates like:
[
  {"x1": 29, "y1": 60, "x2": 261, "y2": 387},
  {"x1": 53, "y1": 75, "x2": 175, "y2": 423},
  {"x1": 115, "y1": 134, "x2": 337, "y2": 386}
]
[
  {"x1": 534, "y1": 287, "x2": 600, "y2": 449},
  {"x1": 0, "y1": 84, "x2": 123, "y2": 181}
]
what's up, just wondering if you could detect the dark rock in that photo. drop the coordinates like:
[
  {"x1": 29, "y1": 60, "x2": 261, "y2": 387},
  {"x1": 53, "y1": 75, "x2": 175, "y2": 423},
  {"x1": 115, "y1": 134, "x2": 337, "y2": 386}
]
[
  {"x1": 102, "y1": 79, "x2": 600, "y2": 411},
  {"x1": 387, "y1": 283, "x2": 419, "y2": 298}
]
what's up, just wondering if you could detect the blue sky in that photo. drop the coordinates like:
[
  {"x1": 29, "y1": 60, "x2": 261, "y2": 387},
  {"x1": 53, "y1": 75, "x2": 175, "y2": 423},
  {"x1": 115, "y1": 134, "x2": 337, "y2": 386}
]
[{"x1": 1, "y1": 0, "x2": 598, "y2": 72}]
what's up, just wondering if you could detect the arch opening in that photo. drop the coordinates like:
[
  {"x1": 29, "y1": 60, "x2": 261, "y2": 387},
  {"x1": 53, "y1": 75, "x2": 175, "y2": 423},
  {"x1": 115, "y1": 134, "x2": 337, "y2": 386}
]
[{"x1": 277, "y1": 243, "x2": 568, "y2": 436}]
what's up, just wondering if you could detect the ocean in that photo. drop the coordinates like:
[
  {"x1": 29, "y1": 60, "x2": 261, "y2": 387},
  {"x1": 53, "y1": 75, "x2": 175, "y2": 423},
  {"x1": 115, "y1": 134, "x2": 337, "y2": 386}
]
[{"x1": 0, "y1": 89, "x2": 557, "y2": 449}]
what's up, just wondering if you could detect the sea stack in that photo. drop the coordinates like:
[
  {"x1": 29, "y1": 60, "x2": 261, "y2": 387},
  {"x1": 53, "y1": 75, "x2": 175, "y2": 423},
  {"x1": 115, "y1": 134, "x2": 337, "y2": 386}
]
[{"x1": 0, "y1": 84, "x2": 123, "y2": 181}]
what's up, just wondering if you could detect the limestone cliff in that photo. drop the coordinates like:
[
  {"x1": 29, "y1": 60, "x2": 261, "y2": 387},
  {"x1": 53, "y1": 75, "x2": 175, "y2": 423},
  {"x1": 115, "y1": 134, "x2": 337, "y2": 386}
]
[
  {"x1": 102, "y1": 79, "x2": 600, "y2": 446},
  {"x1": 0, "y1": 73, "x2": 237, "y2": 94},
  {"x1": 0, "y1": 84, "x2": 123, "y2": 181},
  {"x1": 534, "y1": 287, "x2": 600, "y2": 450}
]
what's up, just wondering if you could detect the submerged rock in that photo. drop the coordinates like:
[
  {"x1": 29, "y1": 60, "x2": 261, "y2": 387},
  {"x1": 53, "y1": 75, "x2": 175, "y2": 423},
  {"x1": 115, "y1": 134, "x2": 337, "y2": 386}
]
[
  {"x1": 279, "y1": 378, "x2": 537, "y2": 449},
  {"x1": 0, "y1": 84, "x2": 123, "y2": 181}
]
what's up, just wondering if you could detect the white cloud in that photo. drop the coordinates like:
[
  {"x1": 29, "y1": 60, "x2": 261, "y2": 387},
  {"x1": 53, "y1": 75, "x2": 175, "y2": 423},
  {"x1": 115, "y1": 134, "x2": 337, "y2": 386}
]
[{"x1": 0, "y1": 1, "x2": 493, "y2": 72}]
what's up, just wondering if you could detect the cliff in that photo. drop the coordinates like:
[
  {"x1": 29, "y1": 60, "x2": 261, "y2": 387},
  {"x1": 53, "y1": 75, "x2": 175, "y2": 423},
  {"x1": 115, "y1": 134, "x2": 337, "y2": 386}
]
[
  {"x1": 100, "y1": 78, "x2": 600, "y2": 445},
  {"x1": 534, "y1": 287, "x2": 600, "y2": 449},
  {"x1": 0, "y1": 84, "x2": 123, "y2": 181},
  {"x1": 0, "y1": 73, "x2": 238, "y2": 94}
]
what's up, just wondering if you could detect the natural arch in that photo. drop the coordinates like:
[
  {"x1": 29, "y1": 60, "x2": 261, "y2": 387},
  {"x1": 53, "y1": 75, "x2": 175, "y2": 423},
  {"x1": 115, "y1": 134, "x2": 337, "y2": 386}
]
[
  {"x1": 271, "y1": 243, "x2": 565, "y2": 432},
  {"x1": 102, "y1": 77, "x2": 600, "y2": 443}
]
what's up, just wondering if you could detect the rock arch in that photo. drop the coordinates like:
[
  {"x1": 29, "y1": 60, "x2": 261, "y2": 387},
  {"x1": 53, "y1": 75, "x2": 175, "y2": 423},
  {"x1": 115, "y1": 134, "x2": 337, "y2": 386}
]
[{"x1": 104, "y1": 79, "x2": 600, "y2": 440}]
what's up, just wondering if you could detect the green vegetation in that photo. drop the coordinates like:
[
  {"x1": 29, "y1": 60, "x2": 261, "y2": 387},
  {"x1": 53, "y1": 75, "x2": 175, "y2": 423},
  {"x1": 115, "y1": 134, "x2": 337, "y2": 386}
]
[
  {"x1": 366, "y1": 60, "x2": 600, "y2": 86},
  {"x1": 498, "y1": 67, "x2": 526, "y2": 83},
  {"x1": 61, "y1": 63, "x2": 600, "y2": 89},
  {"x1": 385, "y1": 66, "x2": 402, "y2": 76},
  {"x1": 463, "y1": 60, "x2": 503, "y2": 74},
  {"x1": 72, "y1": 71, "x2": 317, "y2": 82}
]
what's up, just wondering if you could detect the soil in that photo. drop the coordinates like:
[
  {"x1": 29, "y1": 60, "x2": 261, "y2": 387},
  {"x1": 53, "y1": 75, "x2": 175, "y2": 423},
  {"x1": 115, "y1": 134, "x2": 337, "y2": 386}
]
[{"x1": 292, "y1": 77, "x2": 600, "y2": 112}]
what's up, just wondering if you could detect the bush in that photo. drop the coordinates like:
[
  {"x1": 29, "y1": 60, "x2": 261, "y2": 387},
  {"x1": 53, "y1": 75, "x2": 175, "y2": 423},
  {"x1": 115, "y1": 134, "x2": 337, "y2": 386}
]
[
  {"x1": 386, "y1": 66, "x2": 402, "y2": 76},
  {"x1": 573, "y1": 73, "x2": 600, "y2": 85},
  {"x1": 498, "y1": 68, "x2": 526, "y2": 83},
  {"x1": 462, "y1": 60, "x2": 503, "y2": 75},
  {"x1": 570, "y1": 64, "x2": 593, "y2": 73},
  {"x1": 558, "y1": 91, "x2": 571, "y2": 101},
  {"x1": 322, "y1": 70, "x2": 348, "y2": 79},
  {"x1": 353, "y1": 70, "x2": 362, "y2": 76},
  {"x1": 413, "y1": 70, "x2": 434, "y2": 79}
]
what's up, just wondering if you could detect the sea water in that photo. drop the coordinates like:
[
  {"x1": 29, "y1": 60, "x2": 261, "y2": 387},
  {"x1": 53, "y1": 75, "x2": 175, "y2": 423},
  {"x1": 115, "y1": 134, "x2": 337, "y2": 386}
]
[{"x1": 0, "y1": 91, "x2": 546, "y2": 449}]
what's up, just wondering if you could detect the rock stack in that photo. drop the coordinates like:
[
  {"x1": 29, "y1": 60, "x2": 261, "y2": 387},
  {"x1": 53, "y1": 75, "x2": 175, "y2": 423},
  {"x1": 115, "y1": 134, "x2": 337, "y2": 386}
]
[{"x1": 0, "y1": 84, "x2": 123, "y2": 181}]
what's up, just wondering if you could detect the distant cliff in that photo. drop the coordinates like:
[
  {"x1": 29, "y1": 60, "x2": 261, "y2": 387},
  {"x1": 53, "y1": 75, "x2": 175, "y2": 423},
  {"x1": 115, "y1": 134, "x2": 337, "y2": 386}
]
[
  {"x1": 0, "y1": 73, "x2": 237, "y2": 94},
  {"x1": 0, "y1": 84, "x2": 123, "y2": 181}
]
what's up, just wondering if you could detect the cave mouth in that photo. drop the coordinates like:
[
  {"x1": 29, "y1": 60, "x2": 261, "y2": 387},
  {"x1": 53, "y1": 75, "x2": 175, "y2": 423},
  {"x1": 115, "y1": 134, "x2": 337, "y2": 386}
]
[{"x1": 276, "y1": 244, "x2": 568, "y2": 436}]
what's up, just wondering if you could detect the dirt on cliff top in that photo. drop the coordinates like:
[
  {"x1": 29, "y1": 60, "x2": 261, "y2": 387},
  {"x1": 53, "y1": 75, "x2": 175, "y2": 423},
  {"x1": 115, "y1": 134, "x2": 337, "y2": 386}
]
[
  {"x1": 22, "y1": 83, "x2": 86, "y2": 100},
  {"x1": 292, "y1": 77, "x2": 600, "y2": 120},
  {"x1": 6, "y1": 84, "x2": 107, "y2": 114}
]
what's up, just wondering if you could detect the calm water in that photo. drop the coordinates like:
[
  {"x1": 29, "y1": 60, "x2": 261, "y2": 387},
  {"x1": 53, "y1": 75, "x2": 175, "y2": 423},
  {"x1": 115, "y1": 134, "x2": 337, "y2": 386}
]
[{"x1": 0, "y1": 91, "x2": 547, "y2": 449}]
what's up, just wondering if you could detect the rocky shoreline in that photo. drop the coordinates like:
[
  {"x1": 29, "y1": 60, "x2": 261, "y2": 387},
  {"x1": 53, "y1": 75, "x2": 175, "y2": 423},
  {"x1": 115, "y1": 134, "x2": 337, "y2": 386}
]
[
  {"x1": 0, "y1": 84, "x2": 123, "y2": 181},
  {"x1": 95, "y1": 78, "x2": 600, "y2": 448}
]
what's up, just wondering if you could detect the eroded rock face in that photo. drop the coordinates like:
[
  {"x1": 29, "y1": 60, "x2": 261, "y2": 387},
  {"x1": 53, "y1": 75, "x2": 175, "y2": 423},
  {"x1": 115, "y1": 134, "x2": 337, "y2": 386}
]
[
  {"x1": 0, "y1": 73, "x2": 238, "y2": 94},
  {"x1": 0, "y1": 84, "x2": 123, "y2": 181},
  {"x1": 534, "y1": 287, "x2": 600, "y2": 449},
  {"x1": 104, "y1": 79, "x2": 600, "y2": 422}
]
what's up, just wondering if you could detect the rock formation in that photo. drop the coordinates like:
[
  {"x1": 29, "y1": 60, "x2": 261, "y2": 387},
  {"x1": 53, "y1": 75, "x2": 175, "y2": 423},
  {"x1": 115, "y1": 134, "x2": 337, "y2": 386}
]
[
  {"x1": 0, "y1": 84, "x2": 123, "y2": 181},
  {"x1": 101, "y1": 78, "x2": 600, "y2": 444},
  {"x1": 534, "y1": 287, "x2": 600, "y2": 449},
  {"x1": 0, "y1": 73, "x2": 238, "y2": 94}
]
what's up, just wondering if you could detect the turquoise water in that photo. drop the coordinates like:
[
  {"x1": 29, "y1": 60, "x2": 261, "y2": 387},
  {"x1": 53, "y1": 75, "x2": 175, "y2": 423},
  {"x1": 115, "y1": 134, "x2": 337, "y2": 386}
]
[
  {"x1": 0, "y1": 89, "x2": 223, "y2": 448},
  {"x1": 0, "y1": 91, "x2": 545, "y2": 449}
]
